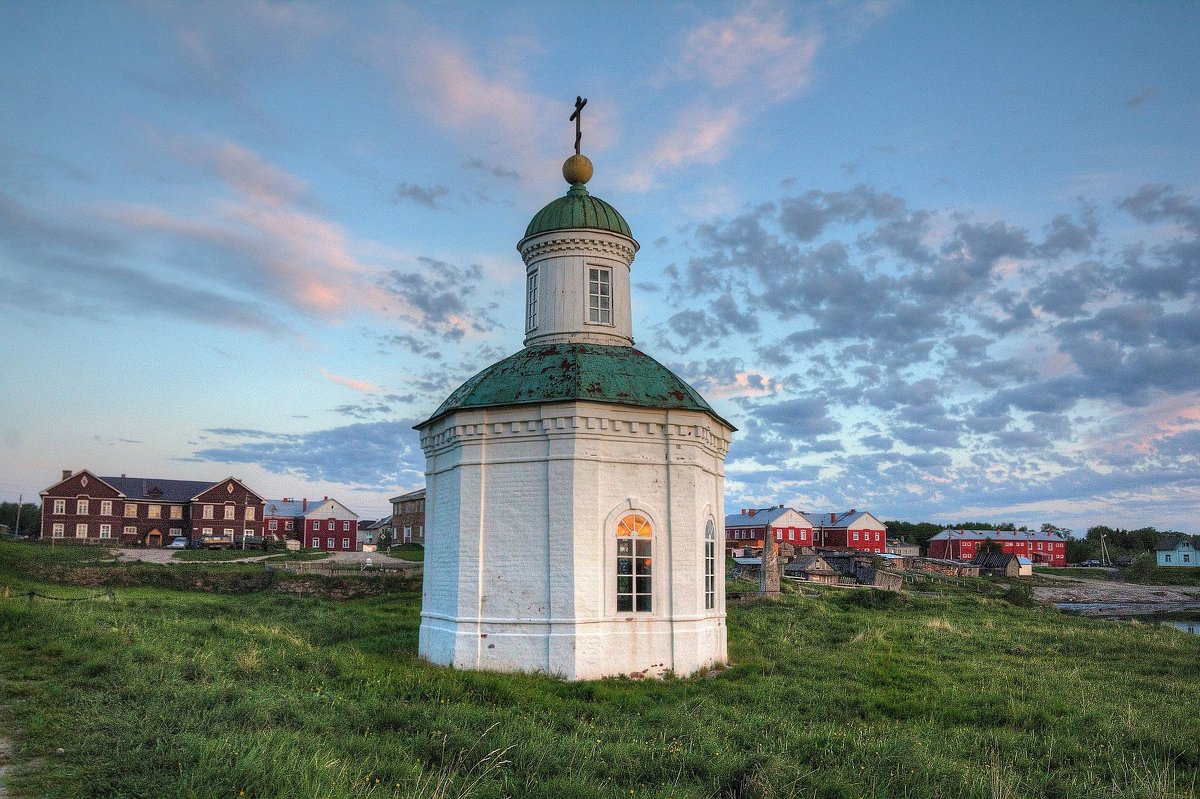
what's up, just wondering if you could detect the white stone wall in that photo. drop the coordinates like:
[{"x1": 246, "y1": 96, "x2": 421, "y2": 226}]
[
  {"x1": 518, "y1": 229, "x2": 638, "y2": 348},
  {"x1": 417, "y1": 401, "x2": 731, "y2": 680}
]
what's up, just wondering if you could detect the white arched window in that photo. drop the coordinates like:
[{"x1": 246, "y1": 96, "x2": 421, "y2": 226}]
[
  {"x1": 616, "y1": 514, "x2": 652, "y2": 612},
  {"x1": 705, "y1": 520, "x2": 716, "y2": 610}
]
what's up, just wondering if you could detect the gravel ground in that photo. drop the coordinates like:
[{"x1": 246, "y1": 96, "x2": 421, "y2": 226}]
[{"x1": 1033, "y1": 573, "x2": 1200, "y2": 614}]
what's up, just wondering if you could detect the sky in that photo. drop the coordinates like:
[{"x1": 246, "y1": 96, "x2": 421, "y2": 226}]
[{"x1": 1, "y1": 1, "x2": 1198, "y2": 531}]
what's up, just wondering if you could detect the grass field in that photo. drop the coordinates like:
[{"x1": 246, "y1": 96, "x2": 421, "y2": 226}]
[{"x1": 1, "y1": 540, "x2": 1198, "y2": 799}]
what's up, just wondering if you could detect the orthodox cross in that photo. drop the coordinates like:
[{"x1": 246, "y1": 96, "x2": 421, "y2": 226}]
[{"x1": 569, "y1": 96, "x2": 587, "y2": 155}]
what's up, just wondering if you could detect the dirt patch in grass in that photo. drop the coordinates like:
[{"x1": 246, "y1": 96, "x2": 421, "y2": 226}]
[{"x1": 0, "y1": 735, "x2": 9, "y2": 799}]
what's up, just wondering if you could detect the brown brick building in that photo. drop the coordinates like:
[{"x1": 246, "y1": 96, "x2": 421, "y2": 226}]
[
  {"x1": 390, "y1": 488, "x2": 425, "y2": 545},
  {"x1": 40, "y1": 470, "x2": 265, "y2": 547}
]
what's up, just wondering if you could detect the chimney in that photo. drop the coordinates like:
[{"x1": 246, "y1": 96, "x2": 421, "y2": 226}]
[
  {"x1": 831, "y1": 513, "x2": 837, "y2": 523},
  {"x1": 324, "y1": 496, "x2": 328, "y2": 501},
  {"x1": 62, "y1": 469, "x2": 72, "y2": 481},
  {"x1": 748, "y1": 509, "x2": 756, "y2": 517},
  {"x1": 741, "y1": 508, "x2": 748, "y2": 515},
  {"x1": 303, "y1": 498, "x2": 308, "y2": 512},
  {"x1": 121, "y1": 473, "x2": 126, "y2": 478},
  {"x1": 850, "y1": 508, "x2": 856, "y2": 514}
]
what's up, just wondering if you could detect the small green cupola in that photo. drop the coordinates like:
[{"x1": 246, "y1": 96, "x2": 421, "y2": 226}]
[{"x1": 523, "y1": 155, "x2": 633, "y2": 239}]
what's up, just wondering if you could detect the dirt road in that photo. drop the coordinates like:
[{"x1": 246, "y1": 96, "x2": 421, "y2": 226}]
[{"x1": 1034, "y1": 574, "x2": 1200, "y2": 615}]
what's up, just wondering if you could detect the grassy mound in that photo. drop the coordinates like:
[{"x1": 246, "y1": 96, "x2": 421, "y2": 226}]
[{"x1": 1, "y1": 541, "x2": 1197, "y2": 799}]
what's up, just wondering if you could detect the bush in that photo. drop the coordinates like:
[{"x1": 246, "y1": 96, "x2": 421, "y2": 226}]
[
  {"x1": 838, "y1": 588, "x2": 910, "y2": 609},
  {"x1": 1124, "y1": 551, "x2": 1157, "y2": 582},
  {"x1": 1001, "y1": 581, "x2": 1038, "y2": 607}
]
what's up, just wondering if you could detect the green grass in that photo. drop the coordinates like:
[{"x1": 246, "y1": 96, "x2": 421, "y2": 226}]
[
  {"x1": 172, "y1": 548, "x2": 280, "y2": 562},
  {"x1": 386, "y1": 543, "x2": 425, "y2": 561},
  {"x1": 1, "y1": 540, "x2": 1198, "y2": 799}
]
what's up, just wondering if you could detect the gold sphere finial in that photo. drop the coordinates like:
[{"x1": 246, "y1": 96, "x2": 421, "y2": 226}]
[{"x1": 562, "y1": 154, "x2": 593, "y2": 185}]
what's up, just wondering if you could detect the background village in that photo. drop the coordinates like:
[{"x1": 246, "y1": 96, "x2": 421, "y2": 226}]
[{"x1": 10, "y1": 468, "x2": 1198, "y2": 592}]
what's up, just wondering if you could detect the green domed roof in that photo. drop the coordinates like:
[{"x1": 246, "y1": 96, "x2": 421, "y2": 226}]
[
  {"x1": 524, "y1": 183, "x2": 633, "y2": 239},
  {"x1": 419, "y1": 343, "x2": 732, "y2": 429}
]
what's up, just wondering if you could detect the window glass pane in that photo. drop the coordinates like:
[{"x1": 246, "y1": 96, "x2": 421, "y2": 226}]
[
  {"x1": 617, "y1": 576, "x2": 632, "y2": 594},
  {"x1": 636, "y1": 557, "x2": 651, "y2": 576},
  {"x1": 617, "y1": 557, "x2": 633, "y2": 575},
  {"x1": 635, "y1": 595, "x2": 652, "y2": 612},
  {"x1": 617, "y1": 538, "x2": 632, "y2": 556},
  {"x1": 636, "y1": 576, "x2": 651, "y2": 595},
  {"x1": 617, "y1": 595, "x2": 632, "y2": 612},
  {"x1": 635, "y1": 539, "x2": 650, "y2": 557}
]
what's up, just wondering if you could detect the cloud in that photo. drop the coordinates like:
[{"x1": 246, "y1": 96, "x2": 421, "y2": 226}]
[
  {"x1": 462, "y1": 158, "x2": 520, "y2": 181},
  {"x1": 320, "y1": 369, "x2": 385, "y2": 395},
  {"x1": 192, "y1": 420, "x2": 424, "y2": 488},
  {"x1": 649, "y1": 176, "x2": 1200, "y2": 527},
  {"x1": 378, "y1": 256, "x2": 500, "y2": 341},
  {"x1": 395, "y1": 182, "x2": 450, "y2": 208},
  {"x1": 673, "y1": 7, "x2": 822, "y2": 96},
  {"x1": 1125, "y1": 86, "x2": 1159, "y2": 107}
]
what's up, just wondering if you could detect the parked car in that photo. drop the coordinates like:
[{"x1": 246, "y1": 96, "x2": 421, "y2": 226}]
[
  {"x1": 1080, "y1": 559, "x2": 1101, "y2": 567},
  {"x1": 166, "y1": 536, "x2": 190, "y2": 549}
]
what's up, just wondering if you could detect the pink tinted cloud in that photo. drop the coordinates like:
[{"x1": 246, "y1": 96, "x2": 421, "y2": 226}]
[
  {"x1": 676, "y1": 8, "x2": 822, "y2": 96},
  {"x1": 320, "y1": 368, "x2": 385, "y2": 395}
]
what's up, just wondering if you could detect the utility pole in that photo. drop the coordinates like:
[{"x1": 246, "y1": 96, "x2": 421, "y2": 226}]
[{"x1": 14, "y1": 494, "x2": 22, "y2": 537}]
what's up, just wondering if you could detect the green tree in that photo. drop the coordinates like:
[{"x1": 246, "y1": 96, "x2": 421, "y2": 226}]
[
  {"x1": 1066, "y1": 538, "x2": 1096, "y2": 564},
  {"x1": 0, "y1": 502, "x2": 40, "y2": 537}
]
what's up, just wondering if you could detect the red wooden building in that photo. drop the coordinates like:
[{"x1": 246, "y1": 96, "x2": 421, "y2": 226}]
[
  {"x1": 264, "y1": 497, "x2": 359, "y2": 551},
  {"x1": 811, "y1": 510, "x2": 888, "y2": 554},
  {"x1": 724, "y1": 506, "x2": 814, "y2": 553},
  {"x1": 39, "y1": 469, "x2": 265, "y2": 547},
  {"x1": 926, "y1": 529, "x2": 1066, "y2": 566}
]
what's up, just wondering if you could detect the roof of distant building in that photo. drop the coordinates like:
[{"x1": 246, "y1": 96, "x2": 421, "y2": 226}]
[
  {"x1": 971, "y1": 552, "x2": 1022, "y2": 569},
  {"x1": 810, "y1": 510, "x2": 884, "y2": 529},
  {"x1": 724, "y1": 507, "x2": 810, "y2": 528},
  {"x1": 264, "y1": 499, "x2": 309, "y2": 517},
  {"x1": 928, "y1": 528, "x2": 1065, "y2": 542},
  {"x1": 101, "y1": 476, "x2": 222, "y2": 503},
  {"x1": 389, "y1": 488, "x2": 425, "y2": 503},
  {"x1": 1155, "y1": 537, "x2": 1195, "y2": 551}
]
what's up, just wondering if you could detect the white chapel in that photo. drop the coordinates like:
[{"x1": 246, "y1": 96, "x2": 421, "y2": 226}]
[{"x1": 415, "y1": 113, "x2": 735, "y2": 679}]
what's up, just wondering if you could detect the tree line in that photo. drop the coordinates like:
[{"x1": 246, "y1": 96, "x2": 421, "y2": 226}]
[
  {"x1": 0, "y1": 502, "x2": 41, "y2": 537},
  {"x1": 885, "y1": 519, "x2": 1192, "y2": 563}
]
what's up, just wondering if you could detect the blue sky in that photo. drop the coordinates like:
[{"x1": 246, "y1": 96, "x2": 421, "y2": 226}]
[{"x1": 1, "y1": 1, "x2": 1197, "y2": 530}]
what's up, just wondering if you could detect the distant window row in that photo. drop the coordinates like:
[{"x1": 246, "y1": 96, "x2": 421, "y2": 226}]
[
  {"x1": 308, "y1": 519, "x2": 353, "y2": 532},
  {"x1": 53, "y1": 499, "x2": 252, "y2": 520}
]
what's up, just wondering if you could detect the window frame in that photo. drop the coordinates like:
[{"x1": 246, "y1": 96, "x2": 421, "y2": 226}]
[
  {"x1": 704, "y1": 520, "x2": 716, "y2": 611},
  {"x1": 100, "y1": 500, "x2": 112, "y2": 516},
  {"x1": 53, "y1": 499, "x2": 65, "y2": 515},
  {"x1": 615, "y1": 513, "x2": 653, "y2": 614},
  {"x1": 587, "y1": 266, "x2": 613, "y2": 325},
  {"x1": 526, "y1": 269, "x2": 538, "y2": 332}
]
